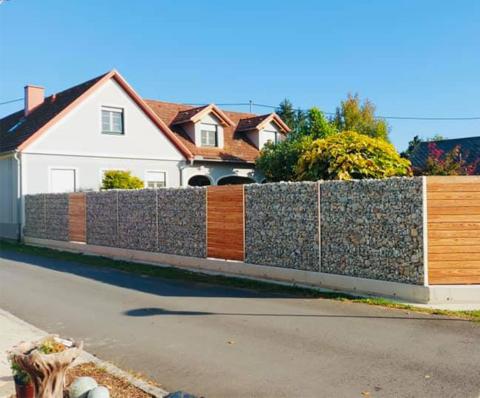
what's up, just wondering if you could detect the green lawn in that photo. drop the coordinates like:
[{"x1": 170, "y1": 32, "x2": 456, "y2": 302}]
[{"x1": 1, "y1": 239, "x2": 479, "y2": 322}]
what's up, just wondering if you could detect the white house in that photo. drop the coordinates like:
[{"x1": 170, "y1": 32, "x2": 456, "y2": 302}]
[{"x1": 0, "y1": 70, "x2": 290, "y2": 239}]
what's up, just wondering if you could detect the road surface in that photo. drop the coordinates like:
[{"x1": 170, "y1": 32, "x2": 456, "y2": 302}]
[{"x1": 0, "y1": 249, "x2": 479, "y2": 397}]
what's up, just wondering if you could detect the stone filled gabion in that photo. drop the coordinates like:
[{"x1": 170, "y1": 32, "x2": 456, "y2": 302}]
[
  {"x1": 157, "y1": 187, "x2": 206, "y2": 258},
  {"x1": 320, "y1": 177, "x2": 424, "y2": 285},
  {"x1": 24, "y1": 194, "x2": 46, "y2": 238},
  {"x1": 86, "y1": 191, "x2": 118, "y2": 247},
  {"x1": 44, "y1": 193, "x2": 69, "y2": 241},
  {"x1": 117, "y1": 189, "x2": 157, "y2": 252},
  {"x1": 245, "y1": 182, "x2": 320, "y2": 271}
]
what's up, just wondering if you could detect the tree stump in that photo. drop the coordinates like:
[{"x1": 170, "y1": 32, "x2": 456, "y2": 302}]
[{"x1": 10, "y1": 335, "x2": 83, "y2": 398}]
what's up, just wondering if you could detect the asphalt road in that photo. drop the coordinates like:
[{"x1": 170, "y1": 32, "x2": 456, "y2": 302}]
[{"x1": 0, "y1": 250, "x2": 479, "y2": 398}]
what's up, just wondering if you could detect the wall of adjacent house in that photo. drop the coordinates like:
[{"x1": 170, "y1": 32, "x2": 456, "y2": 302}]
[
  {"x1": 21, "y1": 153, "x2": 184, "y2": 194},
  {"x1": 183, "y1": 161, "x2": 261, "y2": 185},
  {"x1": 0, "y1": 156, "x2": 19, "y2": 239},
  {"x1": 20, "y1": 77, "x2": 185, "y2": 193},
  {"x1": 23, "y1": 177, "x2": 430, "y2": 287}
]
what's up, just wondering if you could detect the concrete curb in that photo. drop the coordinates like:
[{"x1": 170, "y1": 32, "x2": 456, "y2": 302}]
[{"x1": 0, "y1": 309, "x2": 168, "y2": 398}]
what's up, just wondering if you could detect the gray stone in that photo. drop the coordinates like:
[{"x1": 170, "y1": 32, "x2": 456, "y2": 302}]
[
  {"x1": 117, "y1": 189, "x2": 157, "y2": 252},
  {"x1": 320, "y1": 177, "x2": 424, "y2": 285},
  {"x1": 245, "y1": 182, "x2": 319, "y2": 271},
  {"x1": 157, "y1": 187, "x2": 206, "y2": 258},
  {"x1": 86, "y1": 190, "x2": 118, "y2": 247},
  {"x1": 24, "y1": 194, "x2": 46, "y2": 238},
  {"x1": 44, "y1": 193, "x2": 69, "y2": 241}
]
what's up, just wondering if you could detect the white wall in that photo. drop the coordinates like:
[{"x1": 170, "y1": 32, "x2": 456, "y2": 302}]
[
  {"x1": 258, "y1": 121, "x2": 283, "y2": 149},
  {"x1": 27, "y1": 78, "x2": 185, "y2": 161},
  {"x1": 195, "y1": 113, "x2": 224, "y2": 148},
  {"x1": 22, "y1": 153, "x2": 184, "y2": 194},
  {"x1": 183, "y1": 161, "x2": 262, "y2": 185},
  {"x1": 0, "y1": 155, "x2": 19, "y2": 238},
  {"x1": 20, "y1": 77, "x2": 187, "y2": 193},
  {"x1": 246, "y1": 121, "x2": 284, "y2": 150}
]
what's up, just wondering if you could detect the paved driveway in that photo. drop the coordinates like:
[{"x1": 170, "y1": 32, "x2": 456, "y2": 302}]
[{"x1": 0, "y1": 249, "x2": 479, "y2": 398}]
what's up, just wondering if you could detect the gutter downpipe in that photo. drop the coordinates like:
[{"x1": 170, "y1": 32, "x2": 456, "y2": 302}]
[{"x1": 13, "y1": 151, "x2": 23, "y2": 241}]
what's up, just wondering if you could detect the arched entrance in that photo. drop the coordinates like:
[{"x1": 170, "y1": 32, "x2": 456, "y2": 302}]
[
  {"x1": 188, "y1": 175, "x2": 212, "y2": 187},
  {"x1": 217, "y1": 176, "x2": 255, "y2": 186}
]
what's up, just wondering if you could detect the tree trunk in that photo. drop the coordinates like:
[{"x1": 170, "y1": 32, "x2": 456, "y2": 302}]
[{"x1": 10, "y1": 335, "x2": 83, "y2": 398}]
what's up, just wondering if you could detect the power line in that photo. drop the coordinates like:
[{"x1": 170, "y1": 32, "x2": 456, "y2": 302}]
[
  {"x1": 3, "y1": 96, "x2": 480, "y2": 121},
  {"x1": 184, "y1": 101, "x2": 480, "y2": 121},
  {"x1": 0, "y1": 97, "x2": 23, "y2": 106}
]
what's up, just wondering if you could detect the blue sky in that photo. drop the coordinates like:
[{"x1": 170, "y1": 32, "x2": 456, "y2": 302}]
[{"x1": 1, "y1": 0, "x2": 479, "y2": 150}]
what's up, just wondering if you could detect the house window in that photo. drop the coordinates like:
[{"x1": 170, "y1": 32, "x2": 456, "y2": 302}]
[
  {"x1": 200, "y1": 124, "x2": 218, "y2": 147},
  {"x1": 101, "y1": 106, "x2": 124, "y2": 134},
  {"x1": 265, "y1": 130, "x2": 280, "y2": 144},
  {"x1": 145, "y1": 171, "x2": 166, "y2": 189}
]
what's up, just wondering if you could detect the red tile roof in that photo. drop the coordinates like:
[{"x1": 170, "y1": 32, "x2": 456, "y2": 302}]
[
  {"x1": 0, "y1": 73, "x2": 108, "y2": 152},
  {"x1": 0, "y1": 72, "x2": 290, "y2": 164},
  {"x1": 145, "y1": 100, "x2": 287, "y2": 162}
]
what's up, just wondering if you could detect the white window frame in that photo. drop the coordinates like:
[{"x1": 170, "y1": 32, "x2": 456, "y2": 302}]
[
  {"x1": 144, "y1": 170, "x2": 168, "y2": 189},
  {"x1": 101, "y1": 106, "x2": 125, "y2": 135},
  {"x1": 200, "y1": 123, "x2": 218, "y2": 147},
  {"x1": 48, "y1": 166, "x2": 78, "y2": 193},
  {"x1": 264, "y1": 130, "x2": 280, "y2": 144}
]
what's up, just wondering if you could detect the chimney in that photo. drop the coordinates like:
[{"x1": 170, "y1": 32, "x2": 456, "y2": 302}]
[{"x1": 24, "y1": 85, "x2": 44, "y2": 116}]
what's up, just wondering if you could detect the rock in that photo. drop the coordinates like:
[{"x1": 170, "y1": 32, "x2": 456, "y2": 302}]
[
  {"x1": 69, "y1": 377, "x2": 98, "y2": 398},
  {"x1": 87, "y1": 386, "x2": 110, "y2": 398}
]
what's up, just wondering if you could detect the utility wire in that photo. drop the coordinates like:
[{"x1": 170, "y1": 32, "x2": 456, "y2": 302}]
[
  {"x1": 2, "y1": 96, "x2": 480, "y2": 121},
  {"x1": 184, "y1": 101, "x2": 480, "y2": 121},
  {"x1": 0, "y1": 97, "x2": 23, "y2": 106}
]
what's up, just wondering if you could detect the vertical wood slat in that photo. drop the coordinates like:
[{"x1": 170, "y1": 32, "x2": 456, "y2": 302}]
[
  {"x1": 427, "y1": 176, "x2": 480, "y2": 285},
  {"x1": 68, "y1": 193, "x2": 86, "y2": 243},
  {"x1": 207, "y1": 185, "x2": 244, "y2": 261}
]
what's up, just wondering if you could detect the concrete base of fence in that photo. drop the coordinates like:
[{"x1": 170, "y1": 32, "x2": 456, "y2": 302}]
[{"x1": 24, "y1": 237, "x2": 480, "y2": 305}]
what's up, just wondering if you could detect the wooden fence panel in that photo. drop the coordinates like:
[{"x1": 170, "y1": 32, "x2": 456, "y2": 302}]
[
  {"x1": 427, "y1": 176, "x2": 480, "y2": 284},
  {"x1": 68, "y1": 193, "x2": 86, "y2": 243},
  {"x1": 207, "y1": 185, "x2": 244, "y2": 261}
]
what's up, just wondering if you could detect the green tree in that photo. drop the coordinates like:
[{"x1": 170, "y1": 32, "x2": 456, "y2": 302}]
[
  {"x1": 296, "y1": 131, "x2": 411, "y2": 181},
  {"x1": 102, "y1": 170, "x2": 144, "y2": 190},
  {"x1": 333, "y1": 94, "x2": 389, "y2": 141},
  {"x1": 256, "y1": 138, "x2": 306, "y2": 182},
  {"x1": 302, "y1": 107, "x2": 338, "y2": 139},
  {"x1": 401, "y1": 135, "x2": 422, "y2": 158},
  {"x1": 276, "y1": 99, "x2": 306, "y2": 136}
]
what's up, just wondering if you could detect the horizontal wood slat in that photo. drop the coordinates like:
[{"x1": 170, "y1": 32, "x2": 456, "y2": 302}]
[
  {"x1": 427, "y1": 199, "x2": 480, "y2": 207},
  {"x1": 427, "y1": 176, "x2": 480, "y2": 285},
  {"x1": 427, "y1": 192, "x2": 480, "y2": 200},
  {"x1": 428, "y1": 222, "x2": 480, "y2": 230},
  {"x1": 428, "y1": 229, "x2": 480, "y2": 238},
  {"x1": 207, "y1": 185, "x2": 244, "y2": 261},
  {"x1": 429, "y1": 252, "x2": 480, "y2": 261},
  {"x1": 68, "y1": 193, "x2": 86, "y2": 243},
  {"x1": 429, "y1": 238, "x2": 480, "y2": 246},
  {"x1": 427, "y1": 207, "x2": 480, "y2": 215}
]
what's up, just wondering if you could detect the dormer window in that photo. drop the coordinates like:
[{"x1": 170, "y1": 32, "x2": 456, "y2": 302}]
[
  {"x1": 200, "y1": 124, "x2": 218, "y2": 147},
  {"x1": 264, "y1": 130, "x2": 280, "y2": 145},
  {"x1": 101, "y1": 106, "x2": 124, "y2": 135}
]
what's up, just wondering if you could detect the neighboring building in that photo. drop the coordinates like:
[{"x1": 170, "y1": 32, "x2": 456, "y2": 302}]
[
  {"x1": 409, "y1": 136, "x2": 480, "y2": 174},
  {"x1": 0, "y1": 70, "x2": 290, "y2": 239}
]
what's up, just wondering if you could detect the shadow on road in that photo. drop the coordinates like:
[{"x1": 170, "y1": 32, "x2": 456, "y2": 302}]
[
  {"x1": 0, "y1": 249, "x2": 294, "y2": 299},
  {"x1": 124, "y1": 307, "x2": 469, "y2": 321}
]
